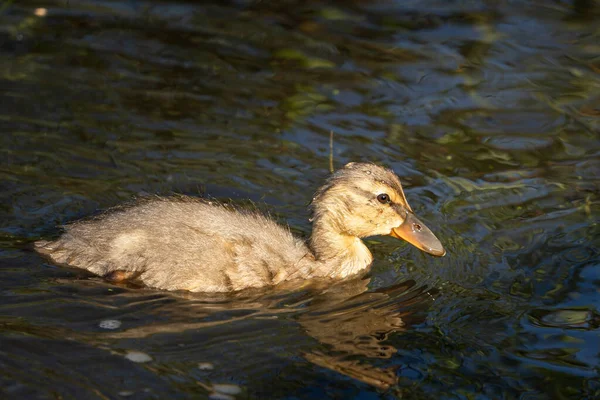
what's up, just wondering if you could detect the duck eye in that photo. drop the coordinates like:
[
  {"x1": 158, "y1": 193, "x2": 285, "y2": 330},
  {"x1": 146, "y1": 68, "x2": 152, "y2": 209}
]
[{"x1": 377, "y1": 193, "x2": 390, "y2": 204}]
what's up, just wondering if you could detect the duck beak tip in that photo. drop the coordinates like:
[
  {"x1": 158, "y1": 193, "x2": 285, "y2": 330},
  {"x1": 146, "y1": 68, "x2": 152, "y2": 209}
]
[
  {"x1": 430, "y1": 247, "x2": 446, "y2": 257},
  {"x1": 390, "y1": 212, "x2": 445, "y2": 258}
]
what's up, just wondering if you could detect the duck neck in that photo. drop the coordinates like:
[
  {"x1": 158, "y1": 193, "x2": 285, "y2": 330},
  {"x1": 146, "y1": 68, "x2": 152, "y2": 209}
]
[{"x1": 309, "y1": 215, "x2": 373, "y2": 278}]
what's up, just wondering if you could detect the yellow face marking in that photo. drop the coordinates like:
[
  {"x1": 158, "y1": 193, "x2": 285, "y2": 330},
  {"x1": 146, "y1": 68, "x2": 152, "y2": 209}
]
[{"x1": 389, "y1": 184, "x2": 411, "y2": 212}]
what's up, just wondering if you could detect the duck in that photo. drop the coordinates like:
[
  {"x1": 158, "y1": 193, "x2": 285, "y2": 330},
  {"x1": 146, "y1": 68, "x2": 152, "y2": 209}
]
[{"x1": 35, "y1": 162, "x2": 445, "y2": 292}]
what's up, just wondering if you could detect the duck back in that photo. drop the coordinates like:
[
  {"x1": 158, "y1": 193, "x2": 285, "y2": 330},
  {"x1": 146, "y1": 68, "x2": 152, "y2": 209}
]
[{"x1": 36, "y1": 197, "x2": 314, "y2": 292}]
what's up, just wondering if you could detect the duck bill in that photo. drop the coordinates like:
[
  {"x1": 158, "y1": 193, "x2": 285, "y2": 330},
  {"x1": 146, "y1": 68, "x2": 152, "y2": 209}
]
[{"x1": 390, "y1": 212, "x2": 446, "y2": 257}]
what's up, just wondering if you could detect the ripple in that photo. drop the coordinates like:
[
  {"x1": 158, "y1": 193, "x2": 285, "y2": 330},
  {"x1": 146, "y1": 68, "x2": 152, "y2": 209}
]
[
  {"x1": 461, "y1": 110, "x2": 565, "y2": 136},
  {"x1": 561, "y1": 247, "x2": 596, "y2": 264},
  {"x1": 484, "y1": 136, "x2": 554, "y2": 151},
  {"x1": 528, "y1": 309, "x2": 598, "y2": 330}
]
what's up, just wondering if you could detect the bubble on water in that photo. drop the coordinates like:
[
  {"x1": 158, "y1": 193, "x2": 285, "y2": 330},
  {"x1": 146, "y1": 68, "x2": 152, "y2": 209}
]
[
  {"x1": 211, "y1": 384, "x2": 241, "y2": 395},
  {"x1": 209, "y1": 393, "x2": 235, "y2": 400},
  {"x1": 125, "y1": 351, "x2": 152, "y2": 363},
  {"x1": 99, "y1": 319, "x2": 122, "y2": 330},
  {"x1": 198, "y1": 362, "x2": 214, "y2": 370}
]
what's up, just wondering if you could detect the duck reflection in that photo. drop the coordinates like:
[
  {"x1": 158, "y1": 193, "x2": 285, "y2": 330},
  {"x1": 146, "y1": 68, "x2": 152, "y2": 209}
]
[
  {"x1": 95, "y1": 277, "x2": 435, "y2": 391},
  {"x1": 297, "y1": 278, "x2": 435, "y2": 389}
]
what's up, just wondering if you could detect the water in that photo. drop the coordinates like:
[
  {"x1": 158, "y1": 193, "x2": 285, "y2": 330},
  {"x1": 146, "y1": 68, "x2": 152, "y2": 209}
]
[{"x1": 1, "y1": 0, "x2": 599, "y2": 398}]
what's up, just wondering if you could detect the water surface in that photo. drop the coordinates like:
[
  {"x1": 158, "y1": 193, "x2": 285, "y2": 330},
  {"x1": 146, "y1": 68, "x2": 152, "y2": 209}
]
[{"x1": 1, "y1": 1, "x2": 599, "y2": 399}]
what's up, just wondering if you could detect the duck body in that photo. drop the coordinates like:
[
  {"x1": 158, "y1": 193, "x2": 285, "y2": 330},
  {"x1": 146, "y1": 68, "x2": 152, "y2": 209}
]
[
  {"x1": 38, "y1": 198, "x2": 319, "y2": 291},
  {"x1": 36, "y1": 163, "x2": 445, "y2": 292}
]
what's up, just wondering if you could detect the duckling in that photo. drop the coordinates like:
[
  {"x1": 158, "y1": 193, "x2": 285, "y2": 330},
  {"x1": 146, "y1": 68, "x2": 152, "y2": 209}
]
[{"x1": 35, "y1": 162, "x2": 445, "y2": 292}]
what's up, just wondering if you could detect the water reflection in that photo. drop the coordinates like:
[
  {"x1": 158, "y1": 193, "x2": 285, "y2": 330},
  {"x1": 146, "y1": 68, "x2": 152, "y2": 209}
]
[
  {"x1": 81, "y1": 277, "x2": 436, "y2": 391},
  {"x1": 1, "y1": 0, "x2": 599, "y2": 398},
  {"x1": 300, "y1": 279, "x2": 434, "y2": 389}
]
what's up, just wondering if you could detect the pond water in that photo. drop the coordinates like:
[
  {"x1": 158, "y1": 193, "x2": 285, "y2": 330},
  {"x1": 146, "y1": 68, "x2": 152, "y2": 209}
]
[{"x1": 1, "y1": 0, "x2": 599, "y2": 398}]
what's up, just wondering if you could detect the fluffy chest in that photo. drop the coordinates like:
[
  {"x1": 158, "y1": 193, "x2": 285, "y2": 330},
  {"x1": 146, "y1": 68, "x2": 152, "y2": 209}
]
[{"x1": 331, "y1": 237, "x2": 373, "y2": 279}]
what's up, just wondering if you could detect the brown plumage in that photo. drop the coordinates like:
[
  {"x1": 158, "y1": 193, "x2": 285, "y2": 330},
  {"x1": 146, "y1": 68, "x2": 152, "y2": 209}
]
[{"x1": 35, "y1": 162, "x2": 445, "y2": 292}]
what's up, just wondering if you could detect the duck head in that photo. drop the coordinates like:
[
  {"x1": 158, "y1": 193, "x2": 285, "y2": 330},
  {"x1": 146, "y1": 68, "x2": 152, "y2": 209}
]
[{"x1": 310, "y1": 162, "x2": 445, "y2": 257}]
